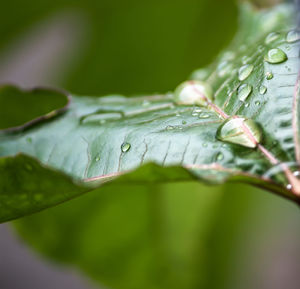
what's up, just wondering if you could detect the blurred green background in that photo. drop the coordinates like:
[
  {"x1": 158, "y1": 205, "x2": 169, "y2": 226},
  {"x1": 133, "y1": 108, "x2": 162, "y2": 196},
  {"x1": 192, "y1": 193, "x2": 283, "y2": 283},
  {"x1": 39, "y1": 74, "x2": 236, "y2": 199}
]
[{"x1": 1, "y1": 0, "x2": 300, "y2": 289}]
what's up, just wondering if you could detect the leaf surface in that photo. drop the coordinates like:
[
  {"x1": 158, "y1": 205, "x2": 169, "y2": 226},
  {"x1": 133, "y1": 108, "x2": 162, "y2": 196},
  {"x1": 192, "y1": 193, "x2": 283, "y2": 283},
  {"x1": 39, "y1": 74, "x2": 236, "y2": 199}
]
[{"x1": 0, "y1": 4, "x2": 299, "y2": 224}]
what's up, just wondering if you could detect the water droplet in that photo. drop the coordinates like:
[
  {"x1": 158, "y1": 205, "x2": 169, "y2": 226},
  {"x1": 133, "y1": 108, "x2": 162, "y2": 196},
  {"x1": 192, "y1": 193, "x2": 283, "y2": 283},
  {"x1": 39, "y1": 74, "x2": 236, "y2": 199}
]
[
  {"x1": 121, "y1": 142, "x2": 131, "y2": 152},
  {"x1": 266, "y1": 72, "x2": 273, "y2": 80},
  {"x1": 238, "y1": 84, "x2": 252, "y2": 102},
  {"x1": 182, "y1": 120, "x2": 187, "y2": 125},
  {"x1": 241, "y1": 55, "x2": 250, "y2": 64},
  {"x1": 238, "y1": 64, "x2": 254, "y2": 81},
  {"x1": 216, "y1": 152, "x2": 224, "y2": 161},
  {"x1": 166, "y1": 125, "x2": 174, "y2": 130},
  {"x1": 142, "y1": 100, "x2": 150, "y2": 106},
  {"x1": 272, "y1": 140, "x2": 278, "y2": 146},
  {"x1": 174, "y1": 80, "x2": 213, "y2": 106},
  {"x1": 192, "y1": 112, "x2": 198, "y2": 116},
  {"x1": 255, "y1": 101, "x2": 260, "y2": 106},
  {"x1": 193, "y1": 107, "x2": 202, "y2": 113},
  {"x1": 216, "y1": 116, "x2": 262, "y2": 148},
  {"x1": 95, "y1": 155, "x2": 100, "y2": 162},
  {"x1": 26, "y1": 137, "x2": 32, "y2": 143},
  {"x1": 202, "y1": 143, "x2": 208, "y2": 147},
  {"x1": 259, "y1": 85, "x2": 267, "y2": 95},
  {"x1": 190, "y1": 68, "x2": 210, "y2": 80},
  {"x1": 199, "y1": 113, "x2": 210, "y2": 119},
  {"x1": 265, "y1": 48, "x2": 287, "y2": 64},
  {"x1": 217, "y1": 61, "x2": 234, "y2": 77},
  {"x1": 265, "y1": 32, "x2": 280, "y2": 44},
  {"x1": 286, "y1": 30, "x2": 300, "y2": 43},
  {"x1": 286, "y1": 184, "x2": 292, "y2": 190},
  {"x1": 245, "y1": 103, "x2": 250, "y2": 108},
  {"x1": 293, "y1": 171, "x2": 300, "y2": 177}
]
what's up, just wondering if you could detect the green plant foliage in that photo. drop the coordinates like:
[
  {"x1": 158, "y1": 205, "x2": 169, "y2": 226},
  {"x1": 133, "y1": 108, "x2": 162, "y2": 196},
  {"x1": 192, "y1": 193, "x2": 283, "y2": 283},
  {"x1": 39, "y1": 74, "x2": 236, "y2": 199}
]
[
  {"x1": 0, "y1": 4, "x2": 299, "y2": 225},
  {"x1": 0, "y1": 3, "x2": 299, "y2": 289}
]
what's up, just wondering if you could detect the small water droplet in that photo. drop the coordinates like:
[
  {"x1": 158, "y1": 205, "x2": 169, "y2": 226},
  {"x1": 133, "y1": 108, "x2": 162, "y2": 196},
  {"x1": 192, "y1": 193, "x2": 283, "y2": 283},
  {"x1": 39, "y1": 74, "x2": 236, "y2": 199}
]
[
  {"x1": 259, "y1": 85, "x2": 267, "y2": 95},
  {"x1": 216, "y1": 152, "x2": 224, "y2": 161},
  {"x1": 95, "y1": 155, "x2": 100, "y2": 162},
  {"x1": 272, "y1": 140, "x2": 278, "y2": 146},
  {"x1": 217, "y1": 61, "x2": 234, "y2": 77},
  {"x1": 255, "y1": 101, "x2": 260, "y2": 106},
  {"x1": 142, "y1": 100, "x2": 150, "y2": 107},
  {"x1": 174, "y1": 80, "x2": 213, "y2": 106},
  {"x1": 265, "y1": 32, "x2": 280, "y2": 44},
  {"x1": 121, "y1": 142, "x2": 131, "y2": 152},
  {"x1": 293, "y1": 171, "x2": 300, "y2": 177},
  {"x1": 190, "y1": 68, "x2": 210, "y2": 80},
  {"x1": 286, "y1": 30, "x2": 300, "y2": 43},
  {"x1": 199, "y1": 113, "x2": 210, "y2": 119},
  {"x1": 166, "y1": 125, "x2": 174, "y2": 130},
  {"x1": 202, "y1": 143, "x2": 208, "y2": 147},
  {"x1": 182, "y1": 120, "x2": 187, "y2": 125},
  {"x1": 216, "y1": 116, "x2": 262, "y2": 148},
  {"x1": 286, "y1": 184, "x2": 292, "y2": 190},
  {"x1": 26, "y1": 137, "x2": 32, "y2": 143},
  {"x1": 193, "y1": 107, "x2": 202, "y2": 113},
  {"x1": 266, "y1": 72, "x2": 273, "y2": 80},
  {"x1": 238, "y1": 84, "x2": 252, "y2": 102},
  {"x1": 238, "y1": 64, "x2": 254, "y2": 81},
  {"x1": 245, "y1": 103, "x2": 250, "y2": 108},
  {"x1": 265, "y1": 48, "x2": 287, "y2": 64},
  {"x1": 192, "y1": 112, "x2": 198, "y2": 117}
]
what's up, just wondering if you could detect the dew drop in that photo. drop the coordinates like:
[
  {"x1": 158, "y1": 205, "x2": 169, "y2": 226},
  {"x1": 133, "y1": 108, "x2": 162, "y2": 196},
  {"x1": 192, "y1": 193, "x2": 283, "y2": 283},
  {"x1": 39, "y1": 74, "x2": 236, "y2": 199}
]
[
  {"x1": 192, "y1": 112, "x2": 198, "y2": 117},
  {"x1": 259, "y1": 85, "x2": 267, "y2": 95},
  {"x1": 264, "y1": 48, "x2": 287, "y2": 64},
  {"x1": 216, "y1": 116, "x2": 262, "y2": 148},
  {"x1": 265, "y1": 32, "x2": 280, "y2": 44},
  {"x1": 182, "y1": 120, "x2": 187, "y2": 125},
  {"x1": 286, "y1": 184, "x2": 292, "y2": 190},
  {"x1": 238, "y1": 84, "x2": 252, "y2": 102},
  {"x1": 202, "y1": 143, "x2": 208, "y2": 147},
  {"x1": 216, "y1": 152, "x2": 224, "y2": 161},
  {"x1": 166, "y1": 125, "x2": 174, "y2": 130},
  {"x1": 95, "y1": 155, "x2": 100, "y2": 162},
  {"x1": 245, "y1": 103, "x2": 250, "y2": 108},
  {"x1": 190, "y1": 68, "x2": 210, "y2": 81},
  {"x1": 199, "y1": 113, "x2": 210, "y2": 119},
  {"x1": 293, "y1": 171, "x2": 300, "y2": 177},
  {"x1": 238, "y1": 64, "x2": 254, "y2": 81},
  {"x1": 121, "y1": 142, "x2": 131, "y2": 152},
  {"x1": 266, "y1": 72, "x2": 273, "y2": 80},
  {"x1": 193, "y1": 107, "x2": 202, "y2": 113},
  {"x1": 217, "y1": 61, "x2": 234, "y2": 77},
  {"x1": 286, "y1": 30, "x2": 300, "y2": 43},
  {"x1": 142, "y1": 100, "x2": 150, "y2": 107},
  {"x1": 26, "y1": 137, "x2": 32, "y2": 143},
  {"x1": 255, "y1": 101, "x2": 260, "y2": 106},
  {"x1": 174, "y1": 80, "x2": 213, "y2": 106}
]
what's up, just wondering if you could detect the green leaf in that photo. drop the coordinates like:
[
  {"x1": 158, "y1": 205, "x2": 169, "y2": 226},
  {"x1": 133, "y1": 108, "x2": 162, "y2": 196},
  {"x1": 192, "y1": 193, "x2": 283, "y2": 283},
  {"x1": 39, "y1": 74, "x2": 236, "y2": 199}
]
[{"x1": 0, "y1": 4, "x2": 300, "y2": 224}]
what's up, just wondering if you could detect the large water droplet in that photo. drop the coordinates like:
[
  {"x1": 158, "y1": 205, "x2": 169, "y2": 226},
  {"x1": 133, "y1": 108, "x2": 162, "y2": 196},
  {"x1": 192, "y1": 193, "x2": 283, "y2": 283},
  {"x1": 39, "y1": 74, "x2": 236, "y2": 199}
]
[
  {"x1": 238, "y1": 64, "x2": 254, "y2": 81},
  {"x1": 121, "y1": 142, "x2": 131, "y2": 152},
  {"x1": 216, "y1": 116, "x2": 262, "y2": 148},
  {"x1": 265, "y1": 32, "x2": 280, "y2": 44},
  {"x1": 265, "y1": 48, "x2": 287, "y2": 64},
  {"x1": 259, "y1": 85, "x2": 267, "y2": 95},
  {"x1": 238, "y1": 84, "x2": 252, "y2": 102},
  {"x1": 174, "y1": 80, "x2": 213, "y2": 106},
  {"x1": 286, "y1": 30, "x2": 300, "y2": 43}
]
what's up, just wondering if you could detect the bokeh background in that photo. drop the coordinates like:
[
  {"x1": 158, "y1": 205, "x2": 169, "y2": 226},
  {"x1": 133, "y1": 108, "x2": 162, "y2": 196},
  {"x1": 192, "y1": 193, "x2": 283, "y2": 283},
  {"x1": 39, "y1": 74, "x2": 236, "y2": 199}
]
[{"x1": 1, "y1": 0, "x2": 300, "y2": 289}]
